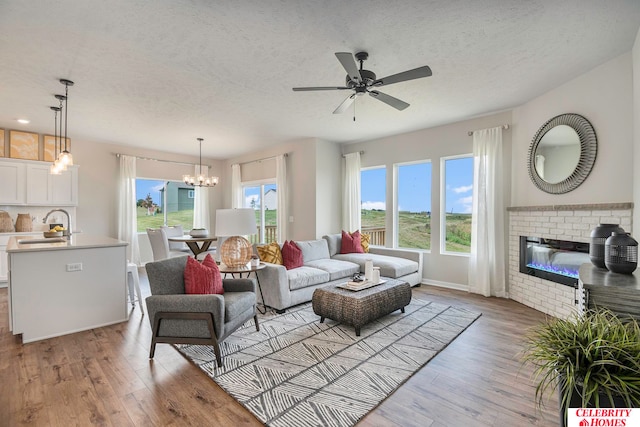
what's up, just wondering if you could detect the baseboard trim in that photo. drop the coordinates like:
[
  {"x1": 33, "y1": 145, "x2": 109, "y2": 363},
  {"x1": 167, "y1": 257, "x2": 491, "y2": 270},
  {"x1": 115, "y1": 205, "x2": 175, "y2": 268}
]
[{"x1": 421, "y1": 279, "x2": 469, "y2": 292}]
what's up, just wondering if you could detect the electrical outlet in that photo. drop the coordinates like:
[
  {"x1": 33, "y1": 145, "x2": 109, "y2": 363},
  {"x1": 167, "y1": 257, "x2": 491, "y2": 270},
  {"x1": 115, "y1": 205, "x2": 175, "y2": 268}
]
[{"x1": 66, "y1": 263, "x2": 82, "y2": 272}]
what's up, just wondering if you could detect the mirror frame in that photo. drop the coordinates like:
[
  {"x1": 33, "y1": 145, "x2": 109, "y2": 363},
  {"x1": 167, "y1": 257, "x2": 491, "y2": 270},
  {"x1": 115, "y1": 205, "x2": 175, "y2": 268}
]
[{"x1": 527, "y1": 113, "x2": 597, "y2": 194}]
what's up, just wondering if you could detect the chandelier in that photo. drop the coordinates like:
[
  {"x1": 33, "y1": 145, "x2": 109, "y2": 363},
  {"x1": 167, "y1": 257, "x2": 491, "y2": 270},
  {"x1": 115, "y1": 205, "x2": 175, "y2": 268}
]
[
  {"x1": 182, "y1": 138, "x2": 219, "y2": 187},
  {"x1": 50, "y1": 79, "x2": 74, "y2": 175}
]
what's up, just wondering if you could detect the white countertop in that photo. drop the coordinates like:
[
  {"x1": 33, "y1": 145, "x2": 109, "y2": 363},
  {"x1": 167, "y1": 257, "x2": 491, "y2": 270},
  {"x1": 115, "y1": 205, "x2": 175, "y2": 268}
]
[{"x1": 7, "y1": 234, "x2": 127, "y2": 253}]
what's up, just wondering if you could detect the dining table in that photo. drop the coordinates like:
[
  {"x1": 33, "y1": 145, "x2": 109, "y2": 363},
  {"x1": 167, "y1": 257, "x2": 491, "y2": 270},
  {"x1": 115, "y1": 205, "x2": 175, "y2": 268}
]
[{"x1": 167, "y1": 235, "x2": 217, "y2": 257}]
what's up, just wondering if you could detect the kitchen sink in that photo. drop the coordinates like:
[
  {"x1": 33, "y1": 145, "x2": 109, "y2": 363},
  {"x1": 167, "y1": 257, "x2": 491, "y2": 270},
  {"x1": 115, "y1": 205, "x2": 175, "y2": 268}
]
[{"x1": 18, "y1": 238, "x2": 67, "y2": 244}]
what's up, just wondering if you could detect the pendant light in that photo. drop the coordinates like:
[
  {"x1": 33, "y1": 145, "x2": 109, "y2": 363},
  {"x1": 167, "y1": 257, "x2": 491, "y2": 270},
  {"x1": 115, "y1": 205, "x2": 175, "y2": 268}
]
[
  {"x1": 49, "y1": 105, "x2": 62, "y2": 175},
  {"x1": 57, "y1": 79, "x2": 74, "y2": 168},
  {"x1": 182, "y1": 138, "x2": 219, "y2": 187}
]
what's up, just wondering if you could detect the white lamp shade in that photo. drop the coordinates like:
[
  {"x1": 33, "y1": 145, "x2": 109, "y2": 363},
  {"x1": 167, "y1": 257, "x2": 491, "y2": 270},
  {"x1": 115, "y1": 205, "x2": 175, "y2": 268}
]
[{"x1": 215, "y1": 208, "x2": 257, "y2": 236}]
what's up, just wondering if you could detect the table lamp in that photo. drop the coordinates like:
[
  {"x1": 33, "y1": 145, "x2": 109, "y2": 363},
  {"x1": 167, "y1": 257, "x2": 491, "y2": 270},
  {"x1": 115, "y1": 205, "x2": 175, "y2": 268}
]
[{"x1": 215, "y1": 208, "x2": 257, "y2": 268}]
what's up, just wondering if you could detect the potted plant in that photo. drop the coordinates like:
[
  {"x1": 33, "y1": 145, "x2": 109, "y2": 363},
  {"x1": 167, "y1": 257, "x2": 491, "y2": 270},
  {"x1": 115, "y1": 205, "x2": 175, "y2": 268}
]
[{"x1": 523, "y1": 308, "x2": 640, "y2": 426}]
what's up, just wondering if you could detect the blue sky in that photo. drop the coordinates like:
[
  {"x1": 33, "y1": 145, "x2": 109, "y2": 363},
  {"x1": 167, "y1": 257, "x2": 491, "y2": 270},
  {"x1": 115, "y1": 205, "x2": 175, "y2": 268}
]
[
  {"x1": 244, "y1": 183, "x2": 276, "y2": 208},
  {"x1": 136, "y1": 179, "x2": 164, "y2": 203},
  {"x1": 361, "y1": 157, "x2": 474, "y2": 214}
]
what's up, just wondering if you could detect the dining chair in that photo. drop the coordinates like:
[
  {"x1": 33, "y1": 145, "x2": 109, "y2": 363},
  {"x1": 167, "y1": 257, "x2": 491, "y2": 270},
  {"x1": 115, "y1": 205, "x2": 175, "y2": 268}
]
[{"x1": 146, "y1": 228, "x2": 189, "y2": 261}]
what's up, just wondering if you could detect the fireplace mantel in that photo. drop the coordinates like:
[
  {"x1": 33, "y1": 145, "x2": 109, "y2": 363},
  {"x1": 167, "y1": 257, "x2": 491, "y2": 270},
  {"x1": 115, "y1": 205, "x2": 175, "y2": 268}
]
[{"x1": 507, "y1": 202, "x2": 633, "y2": 212}]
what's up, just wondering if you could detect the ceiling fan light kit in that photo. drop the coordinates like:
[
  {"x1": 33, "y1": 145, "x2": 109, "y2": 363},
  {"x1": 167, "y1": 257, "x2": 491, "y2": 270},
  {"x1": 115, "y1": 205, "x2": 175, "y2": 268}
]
[{"x1": 293, "y1": 51, "x2": 432, "y2": 115}]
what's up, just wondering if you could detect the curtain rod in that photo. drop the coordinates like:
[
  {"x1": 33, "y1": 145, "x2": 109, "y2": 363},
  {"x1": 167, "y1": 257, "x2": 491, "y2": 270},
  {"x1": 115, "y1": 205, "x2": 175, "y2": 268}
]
[
  {"x1": 342, "y1": 150, "x2": 365, "y2": 158},
  {"x1": 236, "y1": 153, "x2": 289, "y2": 167},
  {"x1": 114, "y1": 153, "x2": 208, "y2": 168},
  {"x1": 467, "y1": 124, "x2": 510, "y2": 136}
]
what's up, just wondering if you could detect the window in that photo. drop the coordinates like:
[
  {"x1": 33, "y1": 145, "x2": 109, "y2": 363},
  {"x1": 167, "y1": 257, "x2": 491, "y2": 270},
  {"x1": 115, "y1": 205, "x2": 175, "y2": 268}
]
[
  {"x1": 135, "y1": 179, "x2": 194, "y2": 232},
  {"x1": 243, "y1": 181, "x2": 277, "y2": 243},
  {"x1": 441, "y1": 155, "x2": 473, "y2": 254},
  {"x1": 360, "y1": 167, "x2": 386, "y2": 246},
  {"x1": 395, "y1": 161, "x2": 431, "y2": 250},
  {"x1": 188, "y1": 190, "x2": 194, "y2": 199}
]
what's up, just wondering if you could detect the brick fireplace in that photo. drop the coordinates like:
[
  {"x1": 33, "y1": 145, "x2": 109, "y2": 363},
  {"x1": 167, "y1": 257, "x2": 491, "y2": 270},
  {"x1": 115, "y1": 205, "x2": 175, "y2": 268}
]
[{"x1": 507, "y1": 203, "x2": 632, "y2": 319}]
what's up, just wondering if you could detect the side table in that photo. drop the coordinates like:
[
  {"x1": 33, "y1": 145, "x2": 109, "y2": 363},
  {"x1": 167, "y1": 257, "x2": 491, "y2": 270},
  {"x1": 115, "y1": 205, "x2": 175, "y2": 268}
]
[{"x1": 218, "y1": 263, "x2": 269, "y2": 314}]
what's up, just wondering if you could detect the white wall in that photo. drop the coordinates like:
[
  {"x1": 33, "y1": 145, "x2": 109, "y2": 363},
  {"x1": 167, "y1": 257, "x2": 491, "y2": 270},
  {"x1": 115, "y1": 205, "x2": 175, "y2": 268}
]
[
  {"x1": 72, "y1": 138, "x2": 224, "y2": 242},
  {"x1": 511, "y1": 52, "x2": 634, "y2": 207},
  {"x1": 222, "y1": 138, "x2": 342, "y2": 241},
  {"x1": 343, "y1": 110, "x2": 513, "y2": 288},
  {"x1": 315, "y1": 140, "x2": 341, "y2": 238}
]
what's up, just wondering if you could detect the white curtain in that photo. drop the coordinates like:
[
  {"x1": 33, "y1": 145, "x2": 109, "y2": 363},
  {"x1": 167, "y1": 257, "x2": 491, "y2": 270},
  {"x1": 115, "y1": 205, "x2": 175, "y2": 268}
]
[
  {"x1": 468, "y1": 127, "x2": 505, "y2": 297},
  {"x1": 342, "y1": 152, "x2": 361, "y2": 232},
  {"x1": 193, "y1": 165, "x2": 210, "y2": 229},
  {"x1": 117, "y1": 155, "x2": 140, "y2": 265},
  {"x1": 276, "y1": 154, "x2": 287, "y2": 241},
  {"x1": 231, "y1": 163, "x2": 242, "y2": 209}
]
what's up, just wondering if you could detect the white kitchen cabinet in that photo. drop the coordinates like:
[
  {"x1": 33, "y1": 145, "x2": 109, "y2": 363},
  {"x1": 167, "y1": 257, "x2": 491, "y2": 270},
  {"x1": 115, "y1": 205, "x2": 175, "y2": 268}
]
[
  {"x1": 0, "y1": 161, "x2": 26, "y2": 204},
  {"x1": 3, "y1": 159, "x2": 78, "y2": 206},
  {"x1": 0, "y1": 236, "x2": 8, "y2": 285}
]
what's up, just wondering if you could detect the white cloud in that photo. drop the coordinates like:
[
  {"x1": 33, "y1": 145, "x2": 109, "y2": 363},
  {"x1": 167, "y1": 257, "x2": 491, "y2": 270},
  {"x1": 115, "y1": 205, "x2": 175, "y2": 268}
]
[
  {"x1": 452, "y1": 185, "x2": 473, "y2": 194},
  {"x1": 151, "y1": 184, "x2": 164, "y2": 192},
  {"x1": 361, "y1": 201, "x2": 386, "y2": 210},
  {"x1": 458, "y1": 196, "x2": 473, "y2": 213}
]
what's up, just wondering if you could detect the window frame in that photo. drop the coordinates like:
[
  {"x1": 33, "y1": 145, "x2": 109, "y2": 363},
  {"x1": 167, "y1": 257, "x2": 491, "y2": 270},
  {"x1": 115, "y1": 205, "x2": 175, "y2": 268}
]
[
  {"x1": 360, "y1": 165, "x2": 387, "y2": 248},
  {"x1": 393, "y1": 159, "x2": 432, "y2": 252},
  {"x1": 439, "y1": 153, "x2": 474, "y2": 257},
  {"x1": 241, "y1": 178, "x2": 277, "y2": 243},
  {"x1": 135, "y1": 177, "x2": 195, "y2": 232}
]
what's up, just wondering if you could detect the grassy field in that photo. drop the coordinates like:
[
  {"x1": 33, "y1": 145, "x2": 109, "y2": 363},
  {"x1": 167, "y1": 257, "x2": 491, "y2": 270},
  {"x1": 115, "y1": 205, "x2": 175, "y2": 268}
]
[
  {"x1": 136, "y1": 208, "x2": 471, "y2": 252},
  {"x1": 361, "y1": 209, "x2": 471, "y2": 253},
  {"x1": 137, "y1": 208, "x2": 278, "y2": 233}
]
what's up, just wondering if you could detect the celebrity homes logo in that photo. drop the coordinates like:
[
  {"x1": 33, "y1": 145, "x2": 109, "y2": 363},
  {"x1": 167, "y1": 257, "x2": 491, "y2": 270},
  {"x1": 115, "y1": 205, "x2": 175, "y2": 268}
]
[{"x1": 567, "y1": 408, "x2": 639, "y2": 426}]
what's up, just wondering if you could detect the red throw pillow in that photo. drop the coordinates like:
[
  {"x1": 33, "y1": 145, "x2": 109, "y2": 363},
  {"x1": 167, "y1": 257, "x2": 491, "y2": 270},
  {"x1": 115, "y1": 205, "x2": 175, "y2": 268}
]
[
  {"x1": 184, "y1": 255, "x2": 224, "y2": 295},
  {"x1": 341, "y1": 230, "x2": 364, "y2": 254},
  {"x1": 202, "y1": 254, "x2": 224, "y2": 294},
  {"x1": 282, "y1": 240, "x2": 303, "y2": 270}
]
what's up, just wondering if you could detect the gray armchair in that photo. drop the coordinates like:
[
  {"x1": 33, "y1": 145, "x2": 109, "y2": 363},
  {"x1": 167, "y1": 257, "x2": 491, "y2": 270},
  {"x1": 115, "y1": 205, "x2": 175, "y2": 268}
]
[{"x1": 145, "y1": 256, "x2": 259, "y2": 367}]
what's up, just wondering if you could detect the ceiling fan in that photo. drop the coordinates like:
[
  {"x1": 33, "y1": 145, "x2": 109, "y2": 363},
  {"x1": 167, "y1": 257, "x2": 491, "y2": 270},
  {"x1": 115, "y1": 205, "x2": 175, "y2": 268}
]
[{"x1": 293, "y1": 51, "x2": 432, "y2": 114}]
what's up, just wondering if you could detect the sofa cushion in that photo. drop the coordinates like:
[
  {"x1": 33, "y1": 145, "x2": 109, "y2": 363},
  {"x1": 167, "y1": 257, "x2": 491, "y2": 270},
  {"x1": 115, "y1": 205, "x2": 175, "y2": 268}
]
[
  {"x1": 287, "y1": 266, "x2": 330, "y2": 291},
  {"x1": 305, "y1": 259, "x2": 360, "y2": 281},
  {"x1": 341, "y1": 230, "x2": 364, "y2": 254},
  {"x1": 296, "y1": 239, "x2": 330, "y2": 263},
  {"x1": 282, "y1": 240, "x2": 303, "y2": 270},
  {"x1": 184, "y1": 255, "x2": 223, "y2": 295},
  {"x1": 332, "y1": 253, "x2": 418, "y2": 279},
  {"x1": 360, "y1": 233, "x2": 370, "y2": 253},
  {"x1": 202, "y1": 254, "x2": 224, "y2": 294},
  {"x1": 323, "y1": 234, "x2": 342, "y2": 257}
]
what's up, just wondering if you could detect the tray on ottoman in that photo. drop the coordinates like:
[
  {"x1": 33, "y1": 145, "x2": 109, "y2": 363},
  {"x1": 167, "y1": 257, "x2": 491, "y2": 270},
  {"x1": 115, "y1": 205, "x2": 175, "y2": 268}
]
[{"x1": 312, "y1": 278, "x2": 412, "y2": 336}]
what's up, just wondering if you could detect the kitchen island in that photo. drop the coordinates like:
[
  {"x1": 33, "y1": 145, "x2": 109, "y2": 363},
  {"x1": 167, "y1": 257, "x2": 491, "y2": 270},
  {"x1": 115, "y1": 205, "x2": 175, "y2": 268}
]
[{"x1": 7, "y1": 234, "x2": 128, "y2": 343}]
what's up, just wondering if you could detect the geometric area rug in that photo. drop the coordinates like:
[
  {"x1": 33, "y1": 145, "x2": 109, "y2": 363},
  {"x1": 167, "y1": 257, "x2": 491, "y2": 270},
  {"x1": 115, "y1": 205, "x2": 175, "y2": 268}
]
[{"x1": 175, "y1": 298, "x2": 481, "y2": 427}]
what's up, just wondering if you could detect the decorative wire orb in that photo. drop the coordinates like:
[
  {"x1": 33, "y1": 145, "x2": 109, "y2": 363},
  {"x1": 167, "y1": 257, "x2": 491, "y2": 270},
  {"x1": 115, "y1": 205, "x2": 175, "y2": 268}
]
[{"x1": 220, "y1": 236, "x2": 253, "y2": 268}]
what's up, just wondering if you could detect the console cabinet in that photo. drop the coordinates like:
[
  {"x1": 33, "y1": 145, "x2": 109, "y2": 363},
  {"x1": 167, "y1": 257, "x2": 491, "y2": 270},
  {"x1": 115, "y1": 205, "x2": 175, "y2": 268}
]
[{"x1": 0, "y1": 159, "x2": 78, "y2": 206}]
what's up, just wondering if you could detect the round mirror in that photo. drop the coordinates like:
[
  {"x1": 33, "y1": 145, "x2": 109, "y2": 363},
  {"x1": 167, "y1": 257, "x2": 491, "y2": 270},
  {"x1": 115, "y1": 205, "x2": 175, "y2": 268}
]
[{"x1": 528, "y1": 113, "x2": 597, "y2": 194}]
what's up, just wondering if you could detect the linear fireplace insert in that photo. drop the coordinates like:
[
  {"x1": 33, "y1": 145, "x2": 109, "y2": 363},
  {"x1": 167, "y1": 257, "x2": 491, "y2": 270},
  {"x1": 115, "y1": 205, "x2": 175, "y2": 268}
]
[{"x1": 519, "y1": 236, "x2": 590, "y2": 287}]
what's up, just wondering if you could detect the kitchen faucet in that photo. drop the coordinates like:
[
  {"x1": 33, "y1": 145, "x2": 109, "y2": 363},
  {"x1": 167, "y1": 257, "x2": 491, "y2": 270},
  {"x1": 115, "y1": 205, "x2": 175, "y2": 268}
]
[{"x1": 43, "y1": 209, "x2": 72, "y2": 236}]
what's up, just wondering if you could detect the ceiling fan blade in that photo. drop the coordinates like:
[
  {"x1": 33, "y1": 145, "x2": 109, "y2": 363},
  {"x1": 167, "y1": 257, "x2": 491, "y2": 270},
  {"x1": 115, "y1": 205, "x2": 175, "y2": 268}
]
[
  {"x1": 333, "y1": 94, "x2": 356, "y2": 114},
  {"x1": 293, "y1": 86, "x2": 350, "y2": 91},
  {"x1": 369, "y1": 90, "x2": 410, "y2": 110},
  {"x1": 373, "y1": 66, "x2": 432, "y2": 87},
  {"x1": 335, "y1": 52, "x2": 362, "y2": 83}
]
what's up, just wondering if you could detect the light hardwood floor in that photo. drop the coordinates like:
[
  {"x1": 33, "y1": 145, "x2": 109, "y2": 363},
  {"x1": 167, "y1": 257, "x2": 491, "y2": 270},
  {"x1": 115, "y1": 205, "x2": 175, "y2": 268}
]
[{"x1": 0, "y1": 271, "x2": 559, "y2": 426}]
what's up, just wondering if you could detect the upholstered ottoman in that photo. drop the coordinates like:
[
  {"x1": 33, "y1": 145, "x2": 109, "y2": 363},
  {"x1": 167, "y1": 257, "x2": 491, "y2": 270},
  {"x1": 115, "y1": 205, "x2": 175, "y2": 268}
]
[{"x1": 311, "y1": 279, "x2": 412, "y2": 336}]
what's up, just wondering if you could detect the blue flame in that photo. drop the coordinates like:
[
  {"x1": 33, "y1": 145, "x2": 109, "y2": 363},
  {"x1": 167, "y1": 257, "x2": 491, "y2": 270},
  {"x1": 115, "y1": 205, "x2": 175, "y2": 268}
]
[{"x1": 526, "y1": 263, "x2": 579, "y2": 279}]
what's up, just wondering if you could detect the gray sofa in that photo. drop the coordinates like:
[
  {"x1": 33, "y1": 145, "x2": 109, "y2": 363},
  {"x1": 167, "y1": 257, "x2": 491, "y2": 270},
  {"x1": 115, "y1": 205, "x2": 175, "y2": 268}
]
[{"x1": 256, "y1": 233, "x2": 422, "y2": 313}]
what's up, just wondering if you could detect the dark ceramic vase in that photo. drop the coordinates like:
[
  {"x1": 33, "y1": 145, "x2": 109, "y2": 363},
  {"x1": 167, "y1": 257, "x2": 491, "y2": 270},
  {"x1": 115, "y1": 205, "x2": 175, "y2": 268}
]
[
  {"x1": 590, "y1": 224, "x2": 624, "y2": 269},
  {"x1": 605, "y1": 232, "x2": 638, "y2": 274}
]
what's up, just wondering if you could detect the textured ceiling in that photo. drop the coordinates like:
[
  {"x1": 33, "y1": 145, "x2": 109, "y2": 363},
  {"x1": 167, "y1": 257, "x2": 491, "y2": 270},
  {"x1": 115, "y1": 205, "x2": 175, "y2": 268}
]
[{"x1": 0, "y1": 0, "x2": 639, "y2": 159}]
